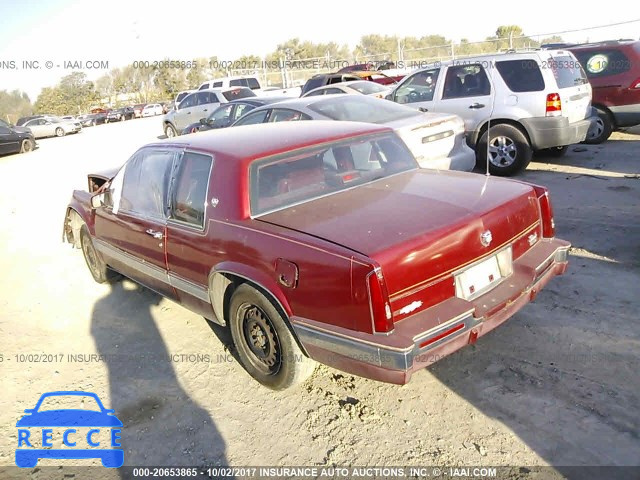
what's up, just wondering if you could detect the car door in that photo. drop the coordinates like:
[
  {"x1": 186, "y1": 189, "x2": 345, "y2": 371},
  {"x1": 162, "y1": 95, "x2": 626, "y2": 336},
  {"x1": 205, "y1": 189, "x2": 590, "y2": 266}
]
[
  {"x1": 174, "y1": 93, "x2": 198, "y2": 130},
  {"x1": 390, "y1": 68, "x2": 440, "y2": 112},
  {"x1": 24, "y1": 119, "x2": 45, "y2": 138},
  {"x1": 207, "y1": 103, "x2": 235, "y2": 128},
  {"x1": 0, "y1": 121, "x2": 19, "y2": 154},
  {"x1": 434, "y1": 64, "x2": 494, "y2": 134},
  {"x1": 196, "y1": 91, "x2": 218, "y2": 120},
  {"x1": 165, "y1": 151, "x2": 216, "y2": 319},
  {"x1": 93, "y1": 148, "x2": 178, "y2": 297}
]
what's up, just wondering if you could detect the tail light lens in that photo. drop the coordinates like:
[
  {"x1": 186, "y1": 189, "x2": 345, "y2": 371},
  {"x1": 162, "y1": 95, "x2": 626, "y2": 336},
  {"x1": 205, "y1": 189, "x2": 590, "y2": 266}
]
[
  {"x1": 533, "y1": 185, "x2": 555, "y2": 238},
  {"x1": 366, "y1": 268, "x2": 394, "y2": 333},
  {"x1": 546, "y1": 93, "x2": 562, "y2": 117},
  {"x1": 630, "y1": 77, "x2": 640, "y2": 89}
]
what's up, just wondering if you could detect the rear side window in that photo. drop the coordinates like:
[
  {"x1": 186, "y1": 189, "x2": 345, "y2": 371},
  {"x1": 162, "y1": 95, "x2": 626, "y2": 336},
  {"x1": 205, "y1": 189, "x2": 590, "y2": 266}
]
[
  {"x1": 246, "y1": 78, "x2": 260, "y2": 90},
  {"x1": 230, "y1": 79, "x2": 247, "y2": 87},
  {"x1": 212, "y1": 81, "x2": 223, "y2": 88},
  {"x1": 573, "y1": 49, "x2": 632, "y2": 78},
  {"x1": 496, "y1": 60, "x2": 545, "y2": 92},
  {"x1": 170, "y1": 152, "x2": 213, "y2": 228},
  {"x1": 547, "y1": 55, "x2": 588, "y2": 88},
  {"x1": 442, "y1": 65, "x2": 491, "y2": 99},
  {"x1": 222, "y1": 88, "x2": 256, "y2": 101}
]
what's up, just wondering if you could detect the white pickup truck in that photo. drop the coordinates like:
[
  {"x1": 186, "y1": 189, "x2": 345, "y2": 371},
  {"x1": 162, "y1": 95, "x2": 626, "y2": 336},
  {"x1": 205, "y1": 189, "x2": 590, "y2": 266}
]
[{"x1": 197, "y1": 76, "x2": 301, "y2": 97}]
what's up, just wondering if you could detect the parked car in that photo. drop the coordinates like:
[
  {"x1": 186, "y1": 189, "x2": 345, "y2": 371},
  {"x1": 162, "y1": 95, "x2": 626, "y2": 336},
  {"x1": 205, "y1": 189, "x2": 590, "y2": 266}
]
[
  {"x1": 133, "y1": 104, "x2": 146, "y2": 118},
  {"x1": 141, "y1": 104, "x2": 163, "y2": 117},
  {"x1": 64, "y1": 121, "x2": 570, "y2": 390},
  {"x1": 302, "y1": 80, "x2": 392, "y2": 98},
  {"x1": 181, "y1": 97, "x2": 290, "y2": 135},
  {"x1": 77, "y1": 112, "x2": 107, "y2": 127},
  {"x1": 566, "y1": 40, "x2": 640, "y2": 143},
  {"x1": 386, "y1": 50, "x2": 598, "y2": 175},
  {"x1": 300, "y1": 73, "x2": 363, "y2": 96},
  {"x1": 198, "y1": 76, "x2": 301, "y2": 97},
  {"x1": 163, "y1": 87, "x2": 257, "y2": 137},
  {"x1": 106, "y1": 107, "x2": 135, "y2": 123},
  {"x1": 0, "y1": 118, "x2": 36, "y2": 154},
  {"x1": 231, "y1": 94, "x2": 475, "y2": 171},
  {"x1": 23, "y1": 116, "x2": 81, "y2": 138}
]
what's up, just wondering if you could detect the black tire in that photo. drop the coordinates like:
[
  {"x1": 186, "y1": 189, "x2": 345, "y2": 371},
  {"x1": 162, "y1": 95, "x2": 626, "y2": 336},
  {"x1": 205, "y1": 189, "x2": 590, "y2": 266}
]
[
  {"x1": 164, "y1": 123, "x2": 177, "y2": 138},
  {"x1": 55, "y1": 127, "x2": 65, "y2": 137},
  {"x1": 584, "y1": 107, "x2": 613, "y2": 144},
  {"x1": 476, "y1": 123, "x2": 532, "y2": 176},
  {"x1": 545, "y1": 145, "x2": 569, "y2": 158},
  {"x1": 80, "y1": 225, "x2": 119, "y2": 284},
  {"x1": 20, "y1": 138, "x2": 35, "y2": 153},
  {"x1": 229, "y1": 283, "x2": 316, "y2": 390}
]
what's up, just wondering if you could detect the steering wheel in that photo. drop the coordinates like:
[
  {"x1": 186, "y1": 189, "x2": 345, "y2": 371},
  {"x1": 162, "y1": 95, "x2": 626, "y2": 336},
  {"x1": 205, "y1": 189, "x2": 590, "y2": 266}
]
[{"x1": 408, "y1": 90, "x2": 420, "y2": 102}]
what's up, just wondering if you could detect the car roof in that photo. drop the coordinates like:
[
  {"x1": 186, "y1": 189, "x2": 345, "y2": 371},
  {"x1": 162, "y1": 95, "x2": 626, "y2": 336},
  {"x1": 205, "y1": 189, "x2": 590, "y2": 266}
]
[{"x1": 148, "y1": 121, "x2": 391, "y2": 162}]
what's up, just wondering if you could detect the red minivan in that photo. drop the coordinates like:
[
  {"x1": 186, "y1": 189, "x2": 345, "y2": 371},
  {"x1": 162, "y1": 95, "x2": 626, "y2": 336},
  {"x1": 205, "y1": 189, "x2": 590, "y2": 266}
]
[{"x1": 568, "y1": 40, "x2": 640, "y2": 143}]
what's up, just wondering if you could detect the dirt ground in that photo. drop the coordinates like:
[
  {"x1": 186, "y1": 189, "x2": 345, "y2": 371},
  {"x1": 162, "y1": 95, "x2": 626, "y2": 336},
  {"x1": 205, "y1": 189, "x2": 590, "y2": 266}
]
[{"x1": 0, "y1": 118, "x2": 638, "y2": 480}]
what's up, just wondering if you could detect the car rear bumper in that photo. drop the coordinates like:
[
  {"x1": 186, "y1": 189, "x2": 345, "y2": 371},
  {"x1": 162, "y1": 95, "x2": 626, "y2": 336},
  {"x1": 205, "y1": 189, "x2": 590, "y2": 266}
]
[
  {"x1": 609, "y1": 103, "x2": 640, "y2": 127},
  {"x1": 292, "y1": 237, "x2": 570, "y2": 384},
  {"x1": 521, "y1": 115, "x2": 594, "y2": 149}
]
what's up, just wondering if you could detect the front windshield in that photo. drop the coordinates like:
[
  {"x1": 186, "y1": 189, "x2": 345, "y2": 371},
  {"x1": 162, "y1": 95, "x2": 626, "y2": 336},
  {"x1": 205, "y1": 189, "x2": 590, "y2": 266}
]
[
  {"x1": 250, "y1": 132, "x2": 417, "y2": 216},
  {"x1": 308, "y1": 96, "x2": 418, "y2": 124},
  {"x1": 0, "y1": 119, "x2": 10, "y2": 128}
]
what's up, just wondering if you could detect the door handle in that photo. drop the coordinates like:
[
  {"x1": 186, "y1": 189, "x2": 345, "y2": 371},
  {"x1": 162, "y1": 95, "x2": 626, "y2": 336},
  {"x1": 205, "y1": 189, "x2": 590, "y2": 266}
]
[
  {"x1": 145, "y1": 229, "x2": 163, "y2": 239},
  {"x1": 418, "y1": 107, "x2": 429, "y2": 112},
  {"x1": 469, "y1": 103, "x2": 485, "y2": 109}
]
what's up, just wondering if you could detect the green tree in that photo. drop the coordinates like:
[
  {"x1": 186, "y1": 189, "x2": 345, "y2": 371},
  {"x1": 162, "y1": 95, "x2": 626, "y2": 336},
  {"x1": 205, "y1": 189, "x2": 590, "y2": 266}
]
[{"x1": 0, "y1": 90, "x2": 32, "y2": 123}]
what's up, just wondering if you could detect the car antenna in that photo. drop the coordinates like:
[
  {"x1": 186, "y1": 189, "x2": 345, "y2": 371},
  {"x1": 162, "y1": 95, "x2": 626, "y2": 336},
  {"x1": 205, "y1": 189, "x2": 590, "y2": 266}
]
[{"x1": 485, "y1": 64, "x2": 497, "y2": 177}]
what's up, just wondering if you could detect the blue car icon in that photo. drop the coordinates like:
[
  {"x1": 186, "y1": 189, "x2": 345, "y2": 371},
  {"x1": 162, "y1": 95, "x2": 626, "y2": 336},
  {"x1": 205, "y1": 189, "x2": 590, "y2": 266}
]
[{"x1": 15, "y1": 391, "x2": 123, "y2": 468}]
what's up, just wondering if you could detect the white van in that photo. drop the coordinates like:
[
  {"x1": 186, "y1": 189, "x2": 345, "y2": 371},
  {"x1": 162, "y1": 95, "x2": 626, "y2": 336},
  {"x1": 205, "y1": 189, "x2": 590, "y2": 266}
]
[{"x1": 198, "y1": 76, "x2": 301, "y2": 97}]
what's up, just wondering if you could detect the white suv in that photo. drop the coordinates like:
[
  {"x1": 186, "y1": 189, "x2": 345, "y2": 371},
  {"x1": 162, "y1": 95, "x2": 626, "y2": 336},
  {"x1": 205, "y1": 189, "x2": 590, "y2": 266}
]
[{"x1": 387, "y1": 50, "x2": 596, "y2": 175}]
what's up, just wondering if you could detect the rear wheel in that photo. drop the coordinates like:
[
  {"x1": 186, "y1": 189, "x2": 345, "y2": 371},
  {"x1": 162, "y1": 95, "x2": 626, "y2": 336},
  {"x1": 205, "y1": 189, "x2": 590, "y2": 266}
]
[
  {"x1": 476, "y1": 124, "x2": 532, "y2": 176},
  {"x1": 585, "y1": 107, "x2": 613, "y2": 144},
  {"x1": 20, "y1": 138, "x2": 35, "y2": 153},
  {"x1": 164, "y1": 123, "x2": 177, "y2": 138},
  {"x1": 229, "y1": 284, "x2": 316, "y2": 390}
]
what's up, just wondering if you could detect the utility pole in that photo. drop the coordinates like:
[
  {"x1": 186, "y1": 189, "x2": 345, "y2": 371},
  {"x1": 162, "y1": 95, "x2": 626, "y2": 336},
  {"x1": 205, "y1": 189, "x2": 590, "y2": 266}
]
[{"x1": 509, "y1": 31, "x2": 514, "y2": 49}]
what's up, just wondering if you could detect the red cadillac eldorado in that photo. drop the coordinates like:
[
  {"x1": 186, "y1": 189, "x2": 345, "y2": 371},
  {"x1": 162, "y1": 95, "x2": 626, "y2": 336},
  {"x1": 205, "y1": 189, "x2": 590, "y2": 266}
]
[{"x1": 64, "y1": 121, "x2": 570, "y2": 390}]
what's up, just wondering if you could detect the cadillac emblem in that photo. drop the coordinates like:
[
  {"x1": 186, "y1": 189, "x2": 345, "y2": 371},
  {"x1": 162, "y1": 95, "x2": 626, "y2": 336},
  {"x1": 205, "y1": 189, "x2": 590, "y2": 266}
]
[{"x1": 480, "y1": 230, "x2": 493, "y2": 247}]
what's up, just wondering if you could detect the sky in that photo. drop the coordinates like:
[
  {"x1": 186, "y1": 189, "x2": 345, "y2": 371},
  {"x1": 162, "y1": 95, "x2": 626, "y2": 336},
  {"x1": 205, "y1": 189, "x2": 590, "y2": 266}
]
[{"x1": 1, "y1": 0, "x2": 638, "y2": 101}]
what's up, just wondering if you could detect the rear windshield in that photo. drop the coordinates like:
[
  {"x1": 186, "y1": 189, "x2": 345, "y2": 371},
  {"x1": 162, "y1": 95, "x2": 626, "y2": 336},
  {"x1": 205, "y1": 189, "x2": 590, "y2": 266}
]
[
  {"x1": 222, "y1": 88, "x2": 256, "y2": 101},
  {"x1": 302, "y1": 77, "x2": 326, "y2": 94},
  {"x1": 547, "y1": 55, "x2": 589, "y2": 88},
  {"x1": 308, "y1": 96, "x2": 417, "y2": 123},
  {"x1": 348, "y1": 81, "x2": 388, "y2": 95},
  {"x1": 496, "y1": 59, "x2": 545, "y2": 92},
  {"x1": 250, "y1": 133, "x2": 416, "y2": 215},
  {"x1": 573, "y1": 49, "x2": 632, "y2": 78}
]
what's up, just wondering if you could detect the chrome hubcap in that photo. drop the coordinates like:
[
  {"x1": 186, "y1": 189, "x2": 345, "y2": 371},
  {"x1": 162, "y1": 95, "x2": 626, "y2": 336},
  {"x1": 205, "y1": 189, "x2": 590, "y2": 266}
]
[{"x1": 488, "y1": 136, "x2": 517, "y2": 167}]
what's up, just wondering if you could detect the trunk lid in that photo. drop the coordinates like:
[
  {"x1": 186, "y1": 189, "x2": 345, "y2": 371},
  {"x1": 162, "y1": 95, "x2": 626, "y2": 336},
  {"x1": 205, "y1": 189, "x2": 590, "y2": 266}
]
[{"x1": 258, "y1": 170, "x2": 540, "y2": 296}]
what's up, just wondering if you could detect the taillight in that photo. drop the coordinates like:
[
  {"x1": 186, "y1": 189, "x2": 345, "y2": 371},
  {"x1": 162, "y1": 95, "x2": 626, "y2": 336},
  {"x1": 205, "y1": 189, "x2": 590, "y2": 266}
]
[
  {"x1": 533, "y1": 185, "x2": 555, "y2": 238},
  {"x1": 546, "y1": 93, "x2": 562, "y2": 117},
  {"x1": 630, "y1": 77, "x2": 640, "y2": 89},
  {"x1": 366, "y1": 268, "x2": 394, "y2": 333}
]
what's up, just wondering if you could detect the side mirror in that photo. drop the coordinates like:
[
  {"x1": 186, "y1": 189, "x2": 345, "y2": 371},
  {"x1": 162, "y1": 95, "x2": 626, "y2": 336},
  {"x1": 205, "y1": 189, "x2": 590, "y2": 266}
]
[
  {"x1": 91, "y1": 193, "x2": 104, "y2": 209},
  {"x1": 385, "y1": 93, "x2": 393, "y2": 101},
  {"x1": 200, "y1": 118, "x2": 208, "y2": 125}
]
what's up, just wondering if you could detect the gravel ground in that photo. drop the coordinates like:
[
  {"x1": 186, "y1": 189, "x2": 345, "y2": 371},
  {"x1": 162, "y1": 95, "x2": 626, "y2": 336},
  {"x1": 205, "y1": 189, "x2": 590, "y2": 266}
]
[{"x1": 0, "y1": 118, "x2": 638, "y2": 480}]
